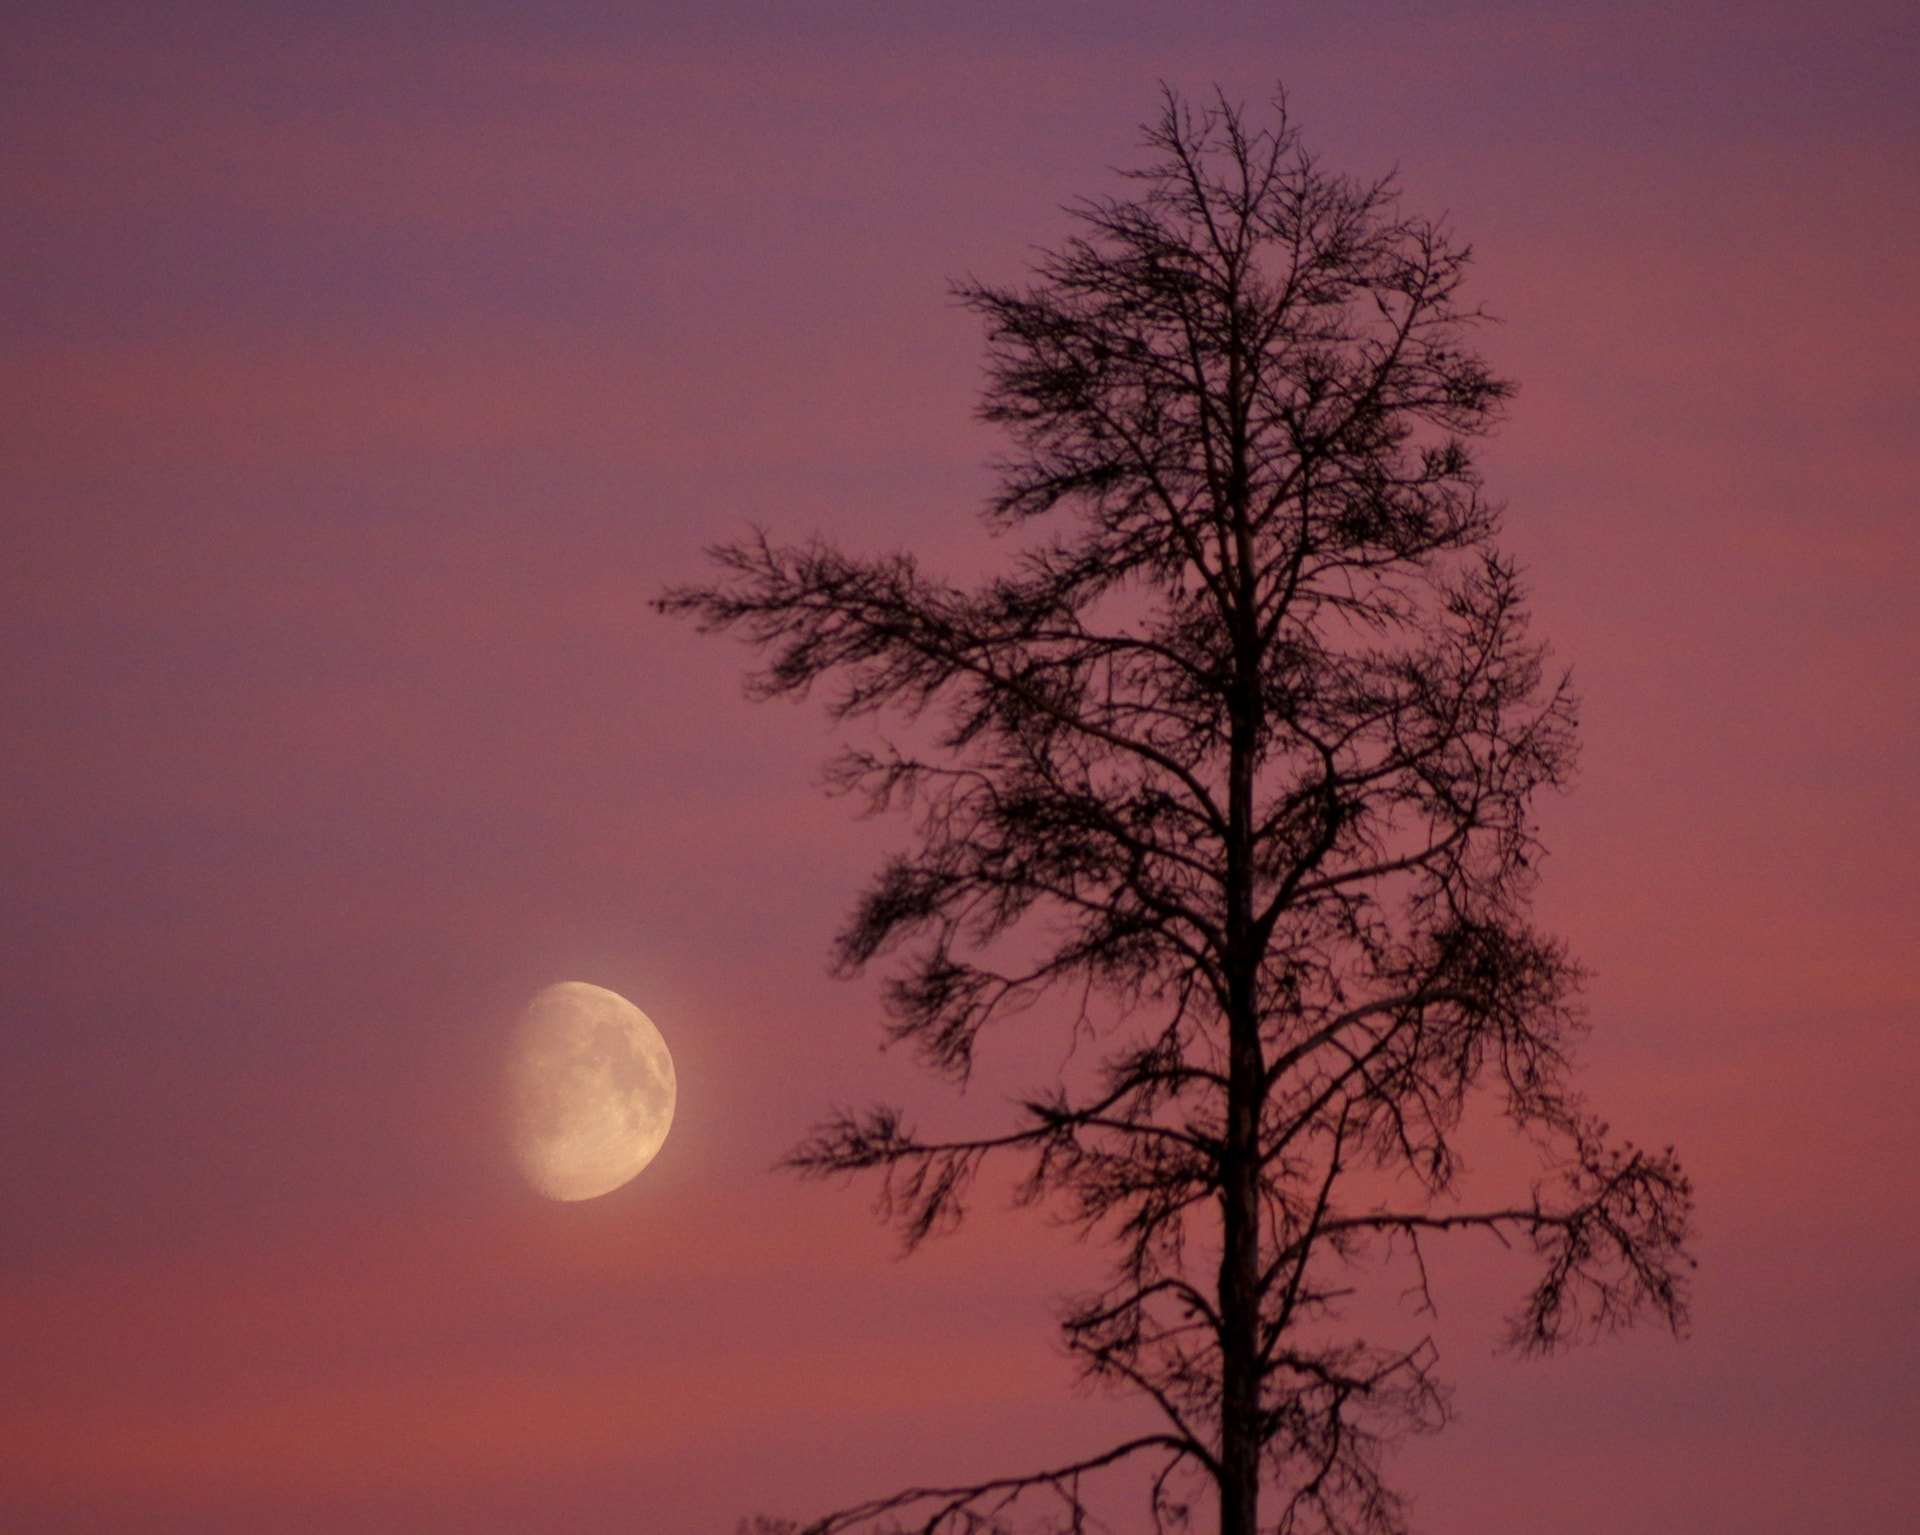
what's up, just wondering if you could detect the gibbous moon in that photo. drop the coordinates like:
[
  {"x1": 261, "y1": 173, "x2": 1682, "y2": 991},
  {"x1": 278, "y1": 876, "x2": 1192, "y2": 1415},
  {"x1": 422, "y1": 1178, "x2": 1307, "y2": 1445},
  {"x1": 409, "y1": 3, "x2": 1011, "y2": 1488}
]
[{"x1": 507, "y1": 982, "x2": 676, "y2": 1201}]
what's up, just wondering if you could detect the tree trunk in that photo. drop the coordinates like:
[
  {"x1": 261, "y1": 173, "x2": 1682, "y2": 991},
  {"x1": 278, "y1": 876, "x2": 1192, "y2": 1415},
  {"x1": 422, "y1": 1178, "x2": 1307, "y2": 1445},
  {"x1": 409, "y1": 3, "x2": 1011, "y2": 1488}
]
[
  {"x1": 1219, "y1": 566, "x2": 1264, "y2": 1535},
  {"x1": 1218, "y1": 999, "x2": 1263, "y2": 1535}
]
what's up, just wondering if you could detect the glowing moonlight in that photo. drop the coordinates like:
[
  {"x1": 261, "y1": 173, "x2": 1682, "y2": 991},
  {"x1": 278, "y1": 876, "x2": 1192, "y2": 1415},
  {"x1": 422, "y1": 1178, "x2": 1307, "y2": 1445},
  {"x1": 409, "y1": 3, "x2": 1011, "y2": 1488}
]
[{"x1": 507, "y1": 982, "x2": 676, "y2": 1201}]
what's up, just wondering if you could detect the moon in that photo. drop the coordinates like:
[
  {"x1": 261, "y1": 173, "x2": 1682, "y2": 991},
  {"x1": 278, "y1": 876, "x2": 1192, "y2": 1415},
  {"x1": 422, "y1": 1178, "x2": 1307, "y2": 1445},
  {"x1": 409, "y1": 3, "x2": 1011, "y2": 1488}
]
[{"x1": 506, "y1": 982, "x2": 676, "y2": 1201}]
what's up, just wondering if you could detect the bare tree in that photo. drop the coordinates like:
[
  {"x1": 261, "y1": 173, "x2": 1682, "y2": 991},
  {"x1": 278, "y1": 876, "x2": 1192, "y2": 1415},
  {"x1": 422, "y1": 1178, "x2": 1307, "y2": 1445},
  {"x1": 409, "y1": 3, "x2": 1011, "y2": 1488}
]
[{"x1": 663, "y1": 90, "x2": 1691, "y2": 1535}]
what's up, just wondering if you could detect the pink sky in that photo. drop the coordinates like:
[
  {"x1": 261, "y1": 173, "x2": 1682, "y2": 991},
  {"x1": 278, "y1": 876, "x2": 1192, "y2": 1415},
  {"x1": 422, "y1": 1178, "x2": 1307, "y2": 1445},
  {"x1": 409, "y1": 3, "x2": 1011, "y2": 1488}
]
[{"x1": 2, "y1": 4, "x2": 1916, "y2": 1532}]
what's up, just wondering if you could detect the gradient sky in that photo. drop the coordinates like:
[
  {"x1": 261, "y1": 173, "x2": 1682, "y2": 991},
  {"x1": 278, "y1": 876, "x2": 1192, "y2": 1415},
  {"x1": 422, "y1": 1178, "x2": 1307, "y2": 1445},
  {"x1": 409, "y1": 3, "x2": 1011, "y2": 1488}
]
[{"x1": 3, "y1": 3, "x2": 1917, "y2": 1532}]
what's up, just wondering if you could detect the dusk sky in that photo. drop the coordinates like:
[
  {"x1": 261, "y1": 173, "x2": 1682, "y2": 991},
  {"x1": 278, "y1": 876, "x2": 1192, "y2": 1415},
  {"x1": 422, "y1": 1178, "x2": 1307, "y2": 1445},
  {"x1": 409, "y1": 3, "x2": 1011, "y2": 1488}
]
[{"x1": 3, "y1": 3, "x2": 1917, "y2": 1532}]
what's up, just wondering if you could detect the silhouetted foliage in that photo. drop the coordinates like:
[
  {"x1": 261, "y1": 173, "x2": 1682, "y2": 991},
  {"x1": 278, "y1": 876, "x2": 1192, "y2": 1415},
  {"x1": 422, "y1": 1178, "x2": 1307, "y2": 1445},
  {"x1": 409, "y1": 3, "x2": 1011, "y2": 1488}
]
[{"x1": 668, "y1": 89, "x2": 1691, "y2": 1535}]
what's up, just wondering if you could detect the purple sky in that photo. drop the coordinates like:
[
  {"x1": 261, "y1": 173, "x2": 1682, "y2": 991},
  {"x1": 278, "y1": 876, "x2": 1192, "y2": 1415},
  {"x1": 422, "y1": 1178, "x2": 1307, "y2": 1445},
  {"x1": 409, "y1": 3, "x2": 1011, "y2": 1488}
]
[{"x1": 3, "y1": 4, "x2": 1917, "y2": 1532}]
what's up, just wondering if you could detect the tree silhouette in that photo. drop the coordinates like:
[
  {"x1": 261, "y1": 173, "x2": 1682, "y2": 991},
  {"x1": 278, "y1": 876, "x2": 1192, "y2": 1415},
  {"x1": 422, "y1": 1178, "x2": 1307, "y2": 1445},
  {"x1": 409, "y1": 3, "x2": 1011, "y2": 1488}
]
[{"x1": 663, "y1": 90, "x2": 1692, "y2": 1535}]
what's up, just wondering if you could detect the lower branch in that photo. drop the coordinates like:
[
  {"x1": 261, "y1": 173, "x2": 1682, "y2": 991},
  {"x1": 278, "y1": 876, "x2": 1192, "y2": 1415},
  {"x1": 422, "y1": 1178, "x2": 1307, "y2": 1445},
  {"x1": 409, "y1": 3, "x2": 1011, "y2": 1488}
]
[{"x1": 744, "y1": 1435, "x2": 1203, "y2": 1535}]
